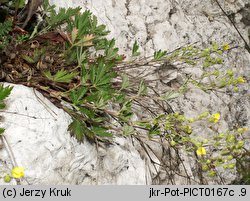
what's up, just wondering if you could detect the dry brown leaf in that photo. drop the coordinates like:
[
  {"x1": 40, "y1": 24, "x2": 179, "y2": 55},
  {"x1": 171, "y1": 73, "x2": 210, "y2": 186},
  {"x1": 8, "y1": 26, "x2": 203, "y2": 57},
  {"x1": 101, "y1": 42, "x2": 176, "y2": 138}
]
[
  {"x1": 71, "y1": 27, "x2": 78, "y2": 44},
  {"x1": 50, "y1": 91, "x2": 62, "y2": 99},
  {"x1": 74, "y1": 34, "x2": 95, "y2": 47},
  {"x1": 35, "y1": 32, "x2": 69, "y2": 44}
]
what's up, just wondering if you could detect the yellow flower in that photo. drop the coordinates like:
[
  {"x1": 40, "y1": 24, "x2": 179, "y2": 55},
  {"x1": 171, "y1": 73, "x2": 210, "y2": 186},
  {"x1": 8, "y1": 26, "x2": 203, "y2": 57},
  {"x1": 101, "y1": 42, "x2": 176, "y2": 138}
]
[
  {"x1": 196, "y1": 147, "x2": 206, "y2": 156},
  {"x1": 209, "y1": 113, "x2": 220, "y2": 123},
  {"x1": 237, "y1": 77, "x2": 245, "y2": 84},
  {"x1": 243, "y1": 127, "x2": 248, "y2": 132},
  {"x1": 11, "y1": 167, "x2": 25, "y2": 179},
  {"x1": 222, "y1": 43, "x2": 230, "y2": 51},
  {"x1": 237, "y1": 127, "x2": 248, "y2": 133}
]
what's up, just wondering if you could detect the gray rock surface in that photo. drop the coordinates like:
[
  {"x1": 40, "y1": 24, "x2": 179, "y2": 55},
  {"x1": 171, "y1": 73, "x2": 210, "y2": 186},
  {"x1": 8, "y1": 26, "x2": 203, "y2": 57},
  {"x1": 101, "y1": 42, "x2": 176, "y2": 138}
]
[
  {"x1": 0, "y1": 84, "x2": 147, "y2": 185},
  {"x1": 0, "y1": 0, "x2": 249, "y2": 184}
]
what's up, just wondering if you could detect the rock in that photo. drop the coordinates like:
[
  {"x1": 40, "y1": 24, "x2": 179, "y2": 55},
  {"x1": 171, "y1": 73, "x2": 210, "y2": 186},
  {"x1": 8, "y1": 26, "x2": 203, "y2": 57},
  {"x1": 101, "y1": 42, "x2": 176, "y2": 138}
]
[
  {"x1": 48, "y1": 0, "x2": 250, "y2": 184},
  {"x1": 1, "y1": 0, "x2": 250, "y2": 184},
  {"x1": 239, "y1": 3, "x2": 250, "y2": 26},
  {"x1": 50, "y1": 0, "x2": 250, "y2": 55},
  {"x1": 0, "y1": 84, "x2": 147, "y2": 185}
]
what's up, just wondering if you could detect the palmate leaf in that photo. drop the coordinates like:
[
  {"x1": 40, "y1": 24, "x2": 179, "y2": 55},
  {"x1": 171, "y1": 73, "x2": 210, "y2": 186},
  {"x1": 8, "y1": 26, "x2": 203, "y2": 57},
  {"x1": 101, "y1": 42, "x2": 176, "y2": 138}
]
[
  {"x1": 78, "y1": 106, "x2": 95, "y2": 119},
  {"x1": 90, "y1": 15, "x2": 109, "y2": 36},
  {"x1": 22, "y1": 55, "x2": 36, "y2": 64},
  {"x1": 118, "y1": 100, "x2": 133, "y2": 122},
  {"x1": 0, "y1": 84, "x2": 13, "y2": 101},
  {"x1": 121, "y1": 74, "x2": 130, "y2": 90},
  {"x1": 68, "y1": 118, "x2": 86, "y2": 142},
  {"x1": 42, "y1": 0, "x2": 55, "y2": 12},
  {"x1": 90, "y1": 59, "x2": 115, "y2": 88},
  {"x1": 67, "y1": 10, "x2": 109, "y2": 41},
  {"x1": 44, "y1": 69, "x2": 78, "y2": 83},
  {"x1": 104, "y1": 39, "x2": 121, "y2": 60},
  {"x1": 0, "y1": 20, "x2": 12, "y2": 37},
  {"x1": 70, "y1": 86, "x2": 88, "y2": 105},
  {"x1": 159, "y1": 91, "x2": 180, "y2": 101},
  {"x1": 68, "y1": 118, "x2": 95, "y2": 142},
  {"x1": 46, "y1": 6, "x2": 81, "y2": 30},
  {"x1": 86, "y1": 89, "x2": 113, "y2": 108},
  {"x1": 137, "y1": 80, "x2": 147, "y2": 96},
  {"x1": 122, "y1": 125, "x2": 135, "y2": 136},
  {"x1": 153, "y1": 50, "x2": 167, "y2": 61},
  {"x1": 92, "y1": 126, "x2": 113, "y2": 137}
]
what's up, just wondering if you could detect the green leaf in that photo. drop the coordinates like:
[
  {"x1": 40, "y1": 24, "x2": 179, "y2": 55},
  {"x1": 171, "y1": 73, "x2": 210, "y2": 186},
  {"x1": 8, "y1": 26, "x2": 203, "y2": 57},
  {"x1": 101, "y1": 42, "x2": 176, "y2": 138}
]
[
  {"x1": 94, "y1": 90, "x2": 112, "y2": 108},
  {"x1": 46, "y1": 7, "x2": 81, "y2": 30},
  {"x1": 22, "y1": 55, "x2": 36, "y2": 64},
  {"x1": 78, "y1": 107, "x2": 95, "y2": 119},
  {"x1": 135, "y1": 121, "x2": 151, "y2": 129},
  {"x1": 121, "y1": 74, "x2": 130, "y2": 90},
  {"x1": 119, "y1": 100, "x2": 133, "y2": 122},
  {"x1": 67, "y1": 10, "x2": 109, "y2": 42},
  {"x1": 92, "y1": 126, "x2": 113, "y2": 137},
  {"x1": 68, "y1": 118, "x2": 95, "y2": 142},
  {"x1": 42, "y1": 0, "x2": 55, "y2": 12},
  {"x1": 149, "y1": 124, "x2": 160, "y2": 135},
  {"x1": 70, "y1": 86, "x2": 88, "y2": 105},
  {"x1": 0, "y1": 128, "x2": 5, "y2": 135},
  {"x1": 122, "y1": 125, "x2": 135, "y2": 136},
  {"x1": 153, "y1": 50, "x2": 167, "y2": 60},
  {"x1": 0, "y1": 84, "x2": 13, "y2": 101},
  {"x1": 132, "y1": 40, "x2": 140, "y2": 57},
  {"x1": 160, "y1": 91, "x2": 180, "y2": 101},
  {"x1": 81, "y1": 64, "x2": 89, "y2": 84},
  {"x1": 103, "y1": 39, "x2": 122, "y2": 61},
  {"x1": 12, "y1": 0, "x2": 25, "y2": 8},
  {"x1": 44, "y1": 69, "x2": 78, "y2": 83},
  {"x1": 0, "y1": 20, "x2": 12, "y2": 49},
  {"x1": 0, "y1": 20, "x2": 12, "y2": 37},
  {"x1": 0, "y1": 102, "x2": 6, "y2": 109},
  {"x1": 115, "y1": 94, "x2": 126, "y2": 103},
  {"x1": 68, "y1": 118, "x2": 86, "y2": 142},
  {"x1": 89, "y1": 58, "x2": 115, "y2": 89},
  {"x1": 92, "y1": 117, "x2": 106, "y2": 123},
  {"x1": 85, "y1": 92, "x2": 99, "y2": 103},
  {"x1": 137, "y1": 80, "x2": 147, "y2": 96}
]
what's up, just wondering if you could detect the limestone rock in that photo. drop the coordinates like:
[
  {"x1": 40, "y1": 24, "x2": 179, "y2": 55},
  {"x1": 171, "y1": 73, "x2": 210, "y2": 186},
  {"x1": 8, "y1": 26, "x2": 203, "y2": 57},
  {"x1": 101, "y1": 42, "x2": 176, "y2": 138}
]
[
  {"x1": 0, "y1": 84, "x2": 146, "y2": 185},
  {"x1": 0, "y1": 0, "x2": 250, "y2": 184}
]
